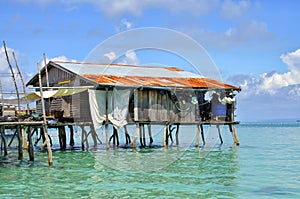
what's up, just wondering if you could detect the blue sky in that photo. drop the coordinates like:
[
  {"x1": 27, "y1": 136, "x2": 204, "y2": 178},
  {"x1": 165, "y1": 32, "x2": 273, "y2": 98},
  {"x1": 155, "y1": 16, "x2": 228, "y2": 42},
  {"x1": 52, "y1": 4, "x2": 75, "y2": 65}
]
[{"x1": 1, "y1": 0, "x2": 300, "y2": 121}]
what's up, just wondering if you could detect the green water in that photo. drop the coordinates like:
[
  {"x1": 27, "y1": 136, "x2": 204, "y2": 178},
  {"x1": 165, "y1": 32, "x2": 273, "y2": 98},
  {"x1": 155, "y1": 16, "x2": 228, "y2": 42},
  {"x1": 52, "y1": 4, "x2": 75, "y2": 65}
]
[{"x1": 1, "y1": 123, "x2": 300, "y2": 198}]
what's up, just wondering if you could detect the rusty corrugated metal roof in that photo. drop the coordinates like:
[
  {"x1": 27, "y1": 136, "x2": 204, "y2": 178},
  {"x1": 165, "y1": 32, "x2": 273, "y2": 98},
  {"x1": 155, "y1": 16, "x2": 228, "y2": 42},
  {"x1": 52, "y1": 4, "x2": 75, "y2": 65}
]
[
  {"x1": 83, "y1": 74, "x2": 240, "y2": 90},
  {"x1": 27, "y1": 61, "x2": 240, "y2": 91}
]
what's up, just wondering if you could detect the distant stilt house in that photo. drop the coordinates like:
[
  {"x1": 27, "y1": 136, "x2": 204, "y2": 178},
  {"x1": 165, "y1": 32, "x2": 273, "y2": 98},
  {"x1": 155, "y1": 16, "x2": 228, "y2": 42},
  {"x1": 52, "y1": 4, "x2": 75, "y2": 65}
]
[{"x1": 26, "y1": 61, "x2": 241, "y2": 146}]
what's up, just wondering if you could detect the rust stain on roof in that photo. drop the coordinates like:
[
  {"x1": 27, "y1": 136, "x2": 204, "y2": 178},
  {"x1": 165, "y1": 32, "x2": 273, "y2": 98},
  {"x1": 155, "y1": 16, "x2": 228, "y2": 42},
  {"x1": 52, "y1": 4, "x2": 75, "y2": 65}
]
[{"x1": 83, "y1": 74, "x2": 240, "y2": 90}]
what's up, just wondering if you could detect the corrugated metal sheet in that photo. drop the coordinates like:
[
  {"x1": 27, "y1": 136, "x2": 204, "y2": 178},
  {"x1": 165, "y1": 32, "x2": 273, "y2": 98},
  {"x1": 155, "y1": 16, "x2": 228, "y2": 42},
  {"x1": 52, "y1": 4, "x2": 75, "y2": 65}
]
[
  {"x1": 82, "y1": 74, "x2": 240, "y2": 90},
  {"x1": 29, "y1": 61, "x2": 240, "y2": 91}
]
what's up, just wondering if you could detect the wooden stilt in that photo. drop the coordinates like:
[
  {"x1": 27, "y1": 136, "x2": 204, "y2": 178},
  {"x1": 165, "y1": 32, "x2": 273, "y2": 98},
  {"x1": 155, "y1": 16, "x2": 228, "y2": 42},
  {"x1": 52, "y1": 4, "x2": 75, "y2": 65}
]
[
  {"x1": 90, "y1": 125, "x2": 98, "y2": 147},
  {"x1": 142, "y1": 124, "x2": 146, "y2": 147},
  {"x1": 175, "y1": 124, "x2": 180, "y2": 145},
  {"x1": 132, "y1": 123, "x2": 139, "y2": 148},
  {"x1": 229, "y1": 124, "x2": 239, "y2": 146},
  {"x1": 200, "y1": 124, "x2": 205, "y2": 145},
  {"x1": 38, "y1": 61, "x2": 52, "y2": 166},
  {"x1": 195, "y1": 124, "x2": 200, "y2": 147},
  {"x1": 163, "y1": 124, "x2": 167, "y2": 147},
  {"x1": 17, "y1": 125, "x2": 23, "y2": 160},
  {"x1": 139, "y1": 124, "x2": 144, "y2": 147},
  {"x1": 69, "y1": 125, "x2": 75, "y2": 149},
  {"x1": 0, "y1": 126, "x2": 7, "y2": 156},
  {"x1": 27, "y1": 126, "x2": 34, "y2": 161},
  {"x1": 21, "y1": 126, "x2": 28, "y2": 150},
  {"x1": 124, "y1": 125, "x2": 131, "y2": 145},
  {"x1": 81, "y1": 126, "x2": 85, "y2": 150},
  {"x1": 105, "y1": 124, "x2": 109, "y2": 149},
  {"x1": 147, "y1": 124, "x2": 153, "y2": 145},
  {"x1": 58, "y1": 126, "x2": 66, "y2": 150},
  {"x1": 216, "y1": 125, "x2": 223, "y2": 144}
]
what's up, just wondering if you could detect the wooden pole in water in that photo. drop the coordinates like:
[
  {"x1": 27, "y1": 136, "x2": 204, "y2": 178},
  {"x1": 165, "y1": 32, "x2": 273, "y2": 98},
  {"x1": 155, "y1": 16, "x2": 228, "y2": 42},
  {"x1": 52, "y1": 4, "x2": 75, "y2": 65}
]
[
  {"x1": 147, "y1": 124, "x2": 153, "y2": 145},
  {"x1": 12, "y1": 51, "x2": 30, "y2": 114},
  {"x1": 27, "y1": 126, "x2": 34, "y2": 161},
  {"x1": 69, "y1": 125, "x2": 75, "y2": 149},
  {"x1": 200, "y1": 124, "x2": 205, "y2": 145},
  {"x1": 38, "y1": 62, "x2": 53, "y2": 166},
  {"x1": 0, "y1": 126, "x2": 8, "y2": 156},
  {"x1": 105, "y1": 87, "x2": 109, "y2": 150},
  {"x1": 132, "y1": 123, "x2": 139, "y2": 148},
  {"x1": 229, "y1": 124, "x2": 239, "y2": 146},
  {"x1": 21, "y1": 126, "x2": 28, "y2": 150},
  {"x1": 3, "y1": 41, "x2": 20, "y2": 111},
  {"x1": 216, "y1": 124, "x2": 223, "y2": 144},
  {"x1": 17, "y1": 125, "x2": 23, "y2": 160},
  {"x1": 163, "y1": 123, "x2": 167, "y2": 147},
  {"x1": 175, "y1": 124, "x2": 180, "y2": 145},
  {"x1": 195, "y1": 124, "x2": 200, "y2": 147}
]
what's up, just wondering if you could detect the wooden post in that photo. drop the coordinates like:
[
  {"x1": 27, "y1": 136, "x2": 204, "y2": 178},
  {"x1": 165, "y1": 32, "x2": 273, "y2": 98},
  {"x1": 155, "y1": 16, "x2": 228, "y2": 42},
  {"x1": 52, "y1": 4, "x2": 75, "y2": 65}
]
[
  {"x1": 38, "y1": 61, "x2": 53, "y2": 166},
  {"x1": 81, "y1": 126, "x2": 85, "y2": 150},
  {"x1": 229, "y1": 124, "x2": 240, "y2": 146},
  {"x1": 69, "y1": 125, "x2": 75, "y2": 149},
  {"x1": 58, "y1": 126, "x2": 66, "y2": 150},
  {"x1": 132, "y1": 123, "x2": 139, "y2": 149},
  {"x1": 147, "y1": 124, "x2": 153, "y2": 145},
  {"x1": 90, "y1": 125, "x2": 98, "y2": 147},
  {"x1": 12, "y1": 51, "x2": 30, "y2": 114},
  {"x1": 200, "y1": 124, "x2": 205, "y2": 145},
  {"x1": 195, "y1": 124, "x2": 200, "y2": 147},
  {"x1": 175, "y1": 124, "x2": 180, "y2": 145},
  {"x1": 139, "y1": 124, "x2": 144, "y2": 147},
  {"x1": 27, "y1": 126, "x2": 34, "y2": 161},
  {"x1": 21, "y1": 126, "x2": 28, "y2": 150},
  {"x1": 124, "y1": 125, "x2": 131, "y2": 145},
  {"x1": 0, "y1": 126, "x2": 8, "y2": 156},
  {"x1": 216, "y1": 125, "x2": 223, "y2": 144},
  {"x1": 163, "y1": 124, "x2": 167, "y2": 147},
  {"x1": 17, "y1": 125, "x2": 23, "y2": 160},
  {"x1": 3, "y1": 41, "x2": 20, "y2": 111}
]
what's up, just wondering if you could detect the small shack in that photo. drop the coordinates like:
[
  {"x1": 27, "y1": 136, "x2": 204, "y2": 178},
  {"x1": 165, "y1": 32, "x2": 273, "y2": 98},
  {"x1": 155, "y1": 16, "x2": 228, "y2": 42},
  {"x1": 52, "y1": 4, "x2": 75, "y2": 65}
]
[{"x1": 26, "y1": 61, "x2": 241, "y2": 147}]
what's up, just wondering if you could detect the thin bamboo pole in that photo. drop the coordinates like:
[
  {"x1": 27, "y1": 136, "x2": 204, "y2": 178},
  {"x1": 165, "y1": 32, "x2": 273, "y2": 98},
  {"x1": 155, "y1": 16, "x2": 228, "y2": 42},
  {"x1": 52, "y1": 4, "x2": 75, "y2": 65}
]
[
  {"x1": 132, "y1": 123, "x2": 139, "y2": 149},
  {"x1": 37, "y1": 62, "x2": 53, "y2": 166},
  {"x1": 12, "y1": 51, "x2": 30, "y2": 114},
  {"x1": 3, "y1": 41, "x2": 20, "y2": 111}
]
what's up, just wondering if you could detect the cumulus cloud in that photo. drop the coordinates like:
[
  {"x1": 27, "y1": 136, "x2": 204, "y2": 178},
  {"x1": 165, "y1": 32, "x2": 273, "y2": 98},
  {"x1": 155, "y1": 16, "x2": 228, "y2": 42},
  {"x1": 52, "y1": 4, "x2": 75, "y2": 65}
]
[
  {"x1": 115, "y1": 18, "x2": 134, "y2": 32},
  {"x1": 43, "y1": 55, "x2": 77, "y2": 65},
  {"x1": 221, "y1": 0, "x2": 250, "y2": 19},
  {"x1": 228, "y1": 48, "x2": 300, "y2": 98},
  {"x1": 98, "y1": 50, "x2": 139, "y2": 65}
]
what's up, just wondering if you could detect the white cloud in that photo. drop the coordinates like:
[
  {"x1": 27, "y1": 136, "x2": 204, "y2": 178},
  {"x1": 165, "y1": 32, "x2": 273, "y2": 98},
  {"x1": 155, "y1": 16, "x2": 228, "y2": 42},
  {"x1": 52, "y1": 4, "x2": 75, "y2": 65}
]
[
  {"x1": 44, "y1": 55, "x2": 77, "y2": 65},
  {"x1": 228, "y1": 48, "x2": 300, "y2": 98},
  {"x1": 115, "y1": 18, "x2": 134, "y2": 32},
  {"x1": 221, "y1": 0, "x2": 250, "y2": 19},
  {"x1": 121, "y1": 50, "x2": 139, "y2": 65},
  {"x1": 259, "y1": 49, "x2": 300, "y2": 94}
]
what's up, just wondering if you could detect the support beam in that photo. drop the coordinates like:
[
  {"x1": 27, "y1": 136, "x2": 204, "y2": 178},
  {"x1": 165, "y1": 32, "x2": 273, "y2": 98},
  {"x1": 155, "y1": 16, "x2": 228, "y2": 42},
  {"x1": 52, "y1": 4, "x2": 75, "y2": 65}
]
[
  {"x1": 27, "y1": 126, "x2": 34, "y2": 161},
  {"x1": 132, "y1": 123, "x2": 139, "y2": 149},
  {"x1": 216, "y1": 125, "x2": 223, "y2": 144},
  {"x1": 175, "y1": 124, "x2": 180, "y2": 145},
  {"x1": 0, "y1": 126, "x2": 7, "y2": 156},
  {"x1": 163, "y1": 124, "x2": 167, "y2": 147},
  {"x1": 17, "y1": 125, "x2": 23, "y2": 160},
  {"x1": 195, "y1": 124, "x2": 200, "y2": 147},
  {"x1": 147, "y1": 124, "x2": 153, "y2": 145},
  {"x1": 69, "y1": 125, "x2": 75, "y2": 149},
  {"x1": 200, "y1": 124, "x2": 205, "y2": 145},
  {"x1": 229, "y1": 124, "x2": 240, "y2": 146}
]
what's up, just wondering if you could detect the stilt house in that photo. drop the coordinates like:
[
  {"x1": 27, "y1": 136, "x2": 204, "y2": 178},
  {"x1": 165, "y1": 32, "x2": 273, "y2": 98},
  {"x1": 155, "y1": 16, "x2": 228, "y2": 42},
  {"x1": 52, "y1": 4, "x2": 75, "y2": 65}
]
[{"x1": 26, "y1": 61, "x2": 241, "y2": 128}]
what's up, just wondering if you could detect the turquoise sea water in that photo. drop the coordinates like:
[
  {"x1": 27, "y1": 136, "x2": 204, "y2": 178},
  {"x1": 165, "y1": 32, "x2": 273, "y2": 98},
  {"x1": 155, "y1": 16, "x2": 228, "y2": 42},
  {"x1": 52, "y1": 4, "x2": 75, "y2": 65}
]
[{"x1": 0, "y1": 122, "x2": 300, "y2": 198}]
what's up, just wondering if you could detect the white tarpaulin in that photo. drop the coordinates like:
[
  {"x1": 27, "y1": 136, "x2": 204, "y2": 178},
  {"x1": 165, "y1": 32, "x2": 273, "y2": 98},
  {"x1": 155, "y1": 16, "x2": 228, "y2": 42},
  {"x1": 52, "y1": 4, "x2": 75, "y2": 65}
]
[
  {"x1": 89, "y1": 88, "x2": 131, "y2": 130},
  {"x1": 0, "y1": 88, "x2": 89, "y2": 105}
]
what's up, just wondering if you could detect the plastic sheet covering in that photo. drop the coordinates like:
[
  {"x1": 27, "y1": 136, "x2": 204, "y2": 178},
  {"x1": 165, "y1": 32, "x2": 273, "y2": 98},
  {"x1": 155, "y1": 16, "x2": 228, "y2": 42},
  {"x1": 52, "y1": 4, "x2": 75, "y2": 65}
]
[
  {"x1": 89, "y1": 88, "x2": 131, "y2": 130},
  {"x1": 0, "y1": 88, "x2": 89, "y2": 105}
]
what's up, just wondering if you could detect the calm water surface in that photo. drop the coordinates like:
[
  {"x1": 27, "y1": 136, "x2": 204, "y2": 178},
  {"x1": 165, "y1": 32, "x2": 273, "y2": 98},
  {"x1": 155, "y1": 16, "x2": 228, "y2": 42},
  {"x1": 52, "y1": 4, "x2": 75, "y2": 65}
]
[{"x1": 1, "y1": 122, "x2": 300, "y2": 198}]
